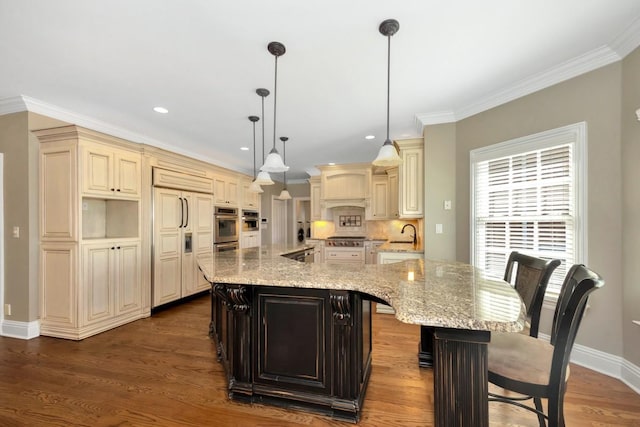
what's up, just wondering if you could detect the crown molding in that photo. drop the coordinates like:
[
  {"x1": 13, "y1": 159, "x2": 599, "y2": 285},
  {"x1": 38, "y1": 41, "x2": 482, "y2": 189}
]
[
  {"x1": 0, "y1": 95, "x2": 28, "y2": 115},
  {"x1": 0, "y1": 95, "x2": 248, "y2": 175},
  {"x1": 416, "y1": 18, "x2": 640, "y2": 130},
  {"x1": 414, "y1": 110, "x2": 457, "y2": 129},
  {"x1": 610, "y1": 15, "x2": 640, "y2": 58}
]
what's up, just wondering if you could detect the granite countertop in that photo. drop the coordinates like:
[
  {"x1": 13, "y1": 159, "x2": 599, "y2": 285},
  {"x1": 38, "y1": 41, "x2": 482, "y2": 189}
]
[{"x1": 197, "y1": 244, "x2": 525, "y2": 333}]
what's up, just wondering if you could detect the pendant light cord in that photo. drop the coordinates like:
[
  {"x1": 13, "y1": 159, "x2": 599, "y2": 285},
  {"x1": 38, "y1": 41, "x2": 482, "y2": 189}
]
[
  {"x1": 261, "y1": 95, "x2": 266, "y2": 162},
  {"x1": 273, "y1": 55, "x2": 278, "y2": 150},
  {"x1": 386, "y1": 34, "x2": 391, "y2": 144},
  {"x1": 252, "y1": 121, "x2": 257, "y2": 179}
]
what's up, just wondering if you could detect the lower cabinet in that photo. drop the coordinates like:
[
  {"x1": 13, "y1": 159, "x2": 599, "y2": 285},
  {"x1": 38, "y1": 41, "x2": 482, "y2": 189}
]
[
  {"x1": 83, "y1": 241, "x2": 142, "y2": 324},
  {"x1": 241, "y1": 231, "x2": 261, "y2": 248},
  {"x1": 210, "y1": 284, "x2": 372, "y2": 422},
  {"x1": 40, "y1": 239, "x2": 143, "y2": 340}
]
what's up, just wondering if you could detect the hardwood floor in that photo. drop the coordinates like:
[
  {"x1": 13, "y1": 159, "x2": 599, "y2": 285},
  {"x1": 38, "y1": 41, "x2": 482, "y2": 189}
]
[{"x1": 1, "y1": 294, "x2": 639, "y2": 426}]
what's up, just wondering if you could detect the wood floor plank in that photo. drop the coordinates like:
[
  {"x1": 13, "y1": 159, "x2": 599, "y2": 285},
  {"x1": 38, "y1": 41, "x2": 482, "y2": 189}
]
[{"x1": 1, "y1": 294, "x2": 639, "y2": 426}]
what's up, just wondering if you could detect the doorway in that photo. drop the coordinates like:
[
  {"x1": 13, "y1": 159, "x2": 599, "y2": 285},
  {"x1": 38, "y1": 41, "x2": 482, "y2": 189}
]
[
  {"x1": 271, "y1": 196, "x2": 287, "y2": 245},
  {"x1": 292, "y1": 197, "x2": 310, "y2": 244}
]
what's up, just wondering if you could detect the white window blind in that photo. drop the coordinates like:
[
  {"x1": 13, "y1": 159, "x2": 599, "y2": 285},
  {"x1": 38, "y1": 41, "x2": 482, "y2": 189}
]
[{"x1": 471, "y1": 123, "x2": 586, "y2": 296}]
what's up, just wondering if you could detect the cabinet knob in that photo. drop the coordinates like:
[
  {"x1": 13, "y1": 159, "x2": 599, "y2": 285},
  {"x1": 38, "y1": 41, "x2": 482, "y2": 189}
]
[
  {"x1": 117, "y1": 246, "x2": 121, "y2": 249},
  {"x1": 110, "y1": 188, "x2": 115, "y2": 191},
  {"x1": 111, "y1": 247, "x2": 115, "y2": 250},
  {"x1": 116, "y1": 189, "x2": 121, "y2": 192}
]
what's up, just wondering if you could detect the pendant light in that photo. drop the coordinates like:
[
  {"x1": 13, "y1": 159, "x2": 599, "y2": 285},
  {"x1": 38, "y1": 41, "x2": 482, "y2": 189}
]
[
  {"x1": 372, "y1": 19, "x2": 402, "y2": 167},
  {"x1": 260, "y1": 42, "x2": 290, "y2": 173},
  {"x1": 278, "y1": 136, "x2": 292, "y2": 200},
  {"x1": 254, "y1": 88, "x2": 274, "y2": 185},
  {"x1": 248, "y1": 115, "x2": 264, "y2": 193}
]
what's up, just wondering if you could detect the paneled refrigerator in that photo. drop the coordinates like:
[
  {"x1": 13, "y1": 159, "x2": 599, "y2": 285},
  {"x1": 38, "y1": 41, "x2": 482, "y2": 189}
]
[{"x1": 153, "y1": 174, "x2": 213, "y2": 307}]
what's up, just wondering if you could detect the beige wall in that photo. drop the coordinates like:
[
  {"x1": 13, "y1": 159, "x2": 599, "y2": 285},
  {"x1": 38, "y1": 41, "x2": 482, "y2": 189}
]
[
  {"x1": 0, "y1": 112, "x2": 32, "y2": 321},
  {"x1": 423, "y1": 123, "x2": 456, "y2": 261},
  {"x1": 454, "y1": 63, "x2": 624, "y2": 356},
  {"x1": 622, "y1": 47, "x2": 640, "y2": 366}
]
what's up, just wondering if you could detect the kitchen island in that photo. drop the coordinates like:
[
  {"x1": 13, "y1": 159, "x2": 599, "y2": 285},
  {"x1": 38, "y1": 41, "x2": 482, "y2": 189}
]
[{"x1": 197, "y1": 245, "x2": 525, "y2": 426}]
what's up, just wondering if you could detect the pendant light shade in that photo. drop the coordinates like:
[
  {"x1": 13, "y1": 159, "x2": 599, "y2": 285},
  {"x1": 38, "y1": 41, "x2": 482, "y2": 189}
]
[
  {"x1": 248, "y1": 115, "x2": 263, "y2": 193},
  {"x1": 278, "y1": 188, "x2": 292, "y2": 200},
  {"x1": 249, "y1": 180, "x2": 264, "y2": 193},
  {"x1": 372, "y1": 19, "x2": 402, "y2": 167},
  {"x1": 260, "y1": 42, "x2": 289, "y2": 173},
  {"x1": 255, "y1": 170, "x2": 274, "y2": 185},
  {"x1": 256, "y1": 88, "x2": 275, "y2": 185},
  {"x1": 278, "y1": 136, "x2": 292, "y2": 200}
]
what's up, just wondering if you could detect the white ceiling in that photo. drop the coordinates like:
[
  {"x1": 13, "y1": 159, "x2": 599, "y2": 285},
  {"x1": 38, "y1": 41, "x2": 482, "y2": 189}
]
[{"x1": 2, "y1": 1, "x2": 640, "y2": 181}]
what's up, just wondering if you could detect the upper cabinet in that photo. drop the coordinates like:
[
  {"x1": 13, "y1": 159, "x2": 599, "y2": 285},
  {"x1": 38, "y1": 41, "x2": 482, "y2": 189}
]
[
  {"x1": 214, "y1": 174, "x2": 239, "y2": 206},
  {"x1": 309, "y1": 176, "x2": 322, "y2": 221},
  {"x1": 370, "y1": 169, "x2": 399, "y2": 220},
  {"x1": 397, "y1": 139, "x2": 424, "y2": 218},
  {"x1": 371, "y1": 175, "x2": 389, "y2": 219},
  {"x1": 241, "y1": 177, "x2": 260, "y2": 210},
  {"x1": 81, "y1": 143, "x2": 141, "y2": 198}
]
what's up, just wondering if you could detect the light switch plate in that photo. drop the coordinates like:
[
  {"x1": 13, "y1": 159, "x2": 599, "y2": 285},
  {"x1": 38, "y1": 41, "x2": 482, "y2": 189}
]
[
  {"x1": 444, "y1": 200, "x2": 452, "y2": 210},
  {"x1": 435, "y1": 224, "x2": 443, "y2": 234}
]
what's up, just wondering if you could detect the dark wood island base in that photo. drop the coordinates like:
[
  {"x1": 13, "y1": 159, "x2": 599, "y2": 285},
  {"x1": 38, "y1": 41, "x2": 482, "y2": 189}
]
[{"x1": 209, "y1": 283, "x2": 373, "y2": 423}]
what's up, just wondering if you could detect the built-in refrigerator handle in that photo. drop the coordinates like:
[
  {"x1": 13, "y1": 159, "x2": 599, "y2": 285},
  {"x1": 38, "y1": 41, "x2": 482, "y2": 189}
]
[
  {"x1": 178, "y1": 197, "x2": 185, "y2": 228},
  {"x1": 184, "y1": 198, "x2": 189, "y2": 228}
]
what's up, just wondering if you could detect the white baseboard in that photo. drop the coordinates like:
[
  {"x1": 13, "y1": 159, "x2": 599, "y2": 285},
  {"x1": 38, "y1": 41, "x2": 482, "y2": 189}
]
[
  {"x1": 539, "y1": 332, "x2": 639, "y2": 395},
  {"x1": 621, "y1": 359, "x2": 640, "y2": 395},
  {"x1": 1, "y1": 319, "x2": 40, "y2": 339}
]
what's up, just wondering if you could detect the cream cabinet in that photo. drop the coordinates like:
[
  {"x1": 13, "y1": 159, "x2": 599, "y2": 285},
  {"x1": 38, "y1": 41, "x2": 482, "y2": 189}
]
[
  {"x1": 82, "y1": 240, "x2": 141, "y2": 325},
  {"x1": 214, "y1": 174, "x2": 239, "y2": 206},
  {"x1": 36, "y1": 125, "x2": 145, "y2": 340},
  {"x1": 241, "y1": 178, "x2": 261, "y2": 210},
  {"x1": 309, "y1": 177, "x2": 322, "y2": 221},
  {"x1": 371, "y1": 175, "x2": 389, "y2": 219},
  {"x1": 81, "y1": 144, "x2": 141, "y2": 198},
  {"x1": 241, "y1": 231, "x2": 261, "y2": 248},
  {"x1": 397, "y1": 139, "x2": 424, "y2": 218},
  {"x1": 387, "y1": 168, "x2": 399, "y2": 219}
]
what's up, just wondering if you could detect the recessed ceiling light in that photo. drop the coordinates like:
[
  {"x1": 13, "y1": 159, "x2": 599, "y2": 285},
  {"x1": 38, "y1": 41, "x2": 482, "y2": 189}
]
[
  {"x1": 328, "y1": 162, "x2": 336, "y2": 166},
  {"x1": 365, "y1": 135, "x2": 375, "y2": 140},
  {"x1": 240, "y1": 147, "x2": 249, "y2": 151},
  {"x1": 153, "y1": 106, "x2": 169, "y2": 114}
]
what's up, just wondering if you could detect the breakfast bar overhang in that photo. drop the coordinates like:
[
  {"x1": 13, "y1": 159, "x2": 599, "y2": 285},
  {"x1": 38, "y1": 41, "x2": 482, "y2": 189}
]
[{"x1": 197, "y1": 245, "x2": 525, "y2": 426}]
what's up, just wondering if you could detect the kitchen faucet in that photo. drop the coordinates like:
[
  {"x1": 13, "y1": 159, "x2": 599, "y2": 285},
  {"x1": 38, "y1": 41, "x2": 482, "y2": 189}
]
[{"x1": 401, "y1": 224, "x2": 417, "y2": 246}]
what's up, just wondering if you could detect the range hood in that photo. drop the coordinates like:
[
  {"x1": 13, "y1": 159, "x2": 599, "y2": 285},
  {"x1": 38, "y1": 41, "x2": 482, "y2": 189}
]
[{"x1": 323, "y1": 198, "x2": 369, "y2": 209}]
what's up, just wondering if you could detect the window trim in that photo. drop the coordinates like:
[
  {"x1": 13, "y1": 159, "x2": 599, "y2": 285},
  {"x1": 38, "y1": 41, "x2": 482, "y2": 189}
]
[{"x1": 470, "y1": 122, "x2": 588, "y2": 301}]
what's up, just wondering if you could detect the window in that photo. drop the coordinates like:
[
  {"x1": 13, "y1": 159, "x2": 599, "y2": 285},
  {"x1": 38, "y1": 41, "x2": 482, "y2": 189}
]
[{"x1": 471, "y1": 122, "x2": 587, "y2": 296}]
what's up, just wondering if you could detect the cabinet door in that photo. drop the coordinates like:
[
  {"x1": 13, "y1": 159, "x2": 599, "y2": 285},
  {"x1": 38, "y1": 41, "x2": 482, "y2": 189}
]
[
  {"x1": 186, "y1": 193, "x2": 213, "y2": 296},
  {"x1": 213, "y1": 176, "x2": 225, "y2": 205},
  {"x1": 399, "y1": 144, "x2": 424, "y2": 218},
  {"x1": 242, "y1": 179, "x2": 260, "y2": 209},
  {"x1": 82, "y1": 243, "x2": 114, "y2": 325},
  {"x1": 40, "y1": 142, "x2": 78, "y2": 241},
  {"x1": 256, "y1": 288, "x2": 331, "y2": 394},
  {"x1": 310, "y1": 180, "x2": 322, "y2": 221},
  {"x1": 82, "y1": 146, "x2": 114, "y2": 196},
  {"x1": 371, "y1": 176, "x2": 389, "y2": 219},
  {"x1": 114, "y1": 152, "x2": 141, "y2": 197},
  {"x1": 115, "y1": 241, "x2": 141, "y2": 315},
  {"x1": 226, "y1": 180, "x2": 239, "y2": 206},
  {"x1": 387, "y1": 169, "x2": 399, "y2": 219},
  {"x1": 153, "y1": 188, "x2": 183, "y2": 307}
]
